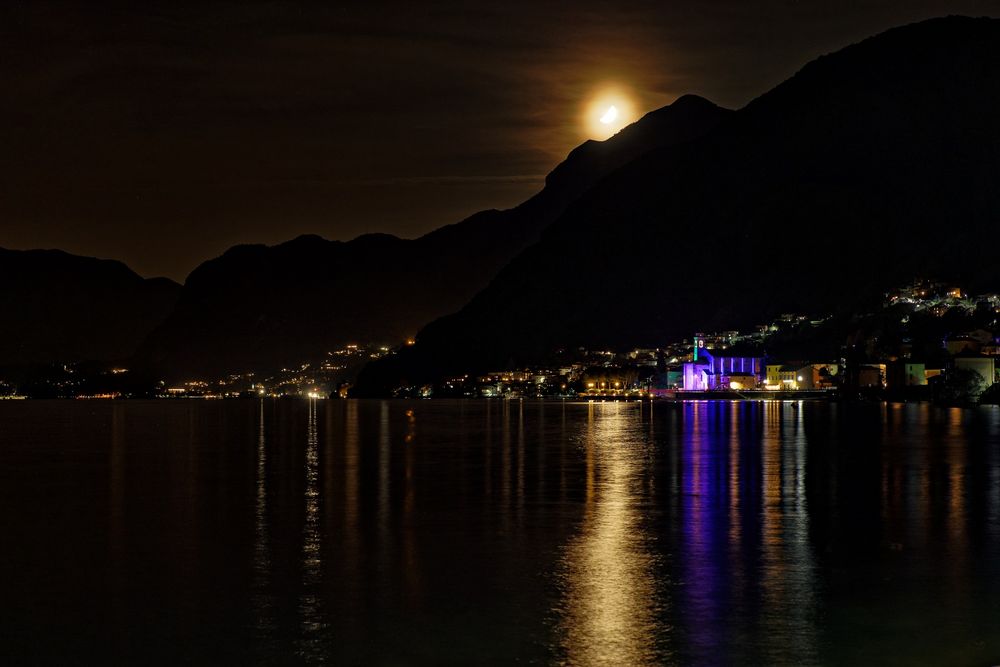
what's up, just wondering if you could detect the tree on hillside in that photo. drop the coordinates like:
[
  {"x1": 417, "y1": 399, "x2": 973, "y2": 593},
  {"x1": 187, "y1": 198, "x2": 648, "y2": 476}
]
[{"x1": 936, "y1": 368, "x2": 987, "y2": 405}]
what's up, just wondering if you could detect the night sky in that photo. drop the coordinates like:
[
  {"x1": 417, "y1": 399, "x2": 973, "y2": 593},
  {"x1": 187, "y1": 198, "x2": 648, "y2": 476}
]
[{"x1": 4, "y1": 1, "x2": 998, "y2": 280}]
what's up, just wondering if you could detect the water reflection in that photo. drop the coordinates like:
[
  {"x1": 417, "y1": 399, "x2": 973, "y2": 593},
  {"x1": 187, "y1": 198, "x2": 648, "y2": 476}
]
[
  {"x1": 3, "y1": 400, "x2": 1000, "y2": 664},
  {"x1": 108, "y1": 404, "x2": 125, "y2": 654},
  {"x1": 298, "y1": 398, "x2": 324, "y2": 658},
  {"x1": 336, "y1": 398, "x2": 362, "y2": 613},
  {"x1": 252, "y1": 399, "x2": 274, "y2": 638},
  {"x1": 402, "y1": 404, "x2": 421, "y2": 608},
  {"x1": 557, "y1": 402, "x2": 663, "y2": 665},
  {"x1": 678, "y1": 402, "x2": 728, "y2": 660},
  {"x1": 555, "y1": 401, "x2": 822, "y2": 664},
  {"x1": 378, "y1": 401, "x2": 391, "y2": 568},
  {"x1": 757, "y1": 401, "x2": 817, "y2": 663}
]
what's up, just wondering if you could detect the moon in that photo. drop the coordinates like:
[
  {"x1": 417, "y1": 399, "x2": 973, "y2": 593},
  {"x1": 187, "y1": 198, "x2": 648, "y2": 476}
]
[{"x1": 582, "y1": 87, "x2": 636, "y2": 138}]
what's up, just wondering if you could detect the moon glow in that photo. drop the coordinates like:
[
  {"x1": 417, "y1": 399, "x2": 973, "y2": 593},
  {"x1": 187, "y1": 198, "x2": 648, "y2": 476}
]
[{"x1": 582, "y1": 86, "x2": 637, "y2": 138}]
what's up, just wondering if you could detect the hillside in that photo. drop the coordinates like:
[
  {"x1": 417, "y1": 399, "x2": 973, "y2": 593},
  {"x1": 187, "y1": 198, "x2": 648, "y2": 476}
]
[
  {"x1": 0, "y1": 248, "x2": 180, "y2": 366},
  {"x1": 356, "y1": 16, "x2": 1000, "y2": 394},
  {"x1": 134, "y1": 95, "x2": 729, "y2": 380}
]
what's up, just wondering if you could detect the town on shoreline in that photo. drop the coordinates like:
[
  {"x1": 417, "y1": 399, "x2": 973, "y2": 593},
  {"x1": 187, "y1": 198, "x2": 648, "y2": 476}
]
[{"x1": 2, "y1": 279, "x2": 999, "y2": 406}]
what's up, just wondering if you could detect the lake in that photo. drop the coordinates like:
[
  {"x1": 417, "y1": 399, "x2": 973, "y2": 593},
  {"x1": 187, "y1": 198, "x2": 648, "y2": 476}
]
[{"x1": 1, "y1": 399, "x2": 999, "y2": 665}]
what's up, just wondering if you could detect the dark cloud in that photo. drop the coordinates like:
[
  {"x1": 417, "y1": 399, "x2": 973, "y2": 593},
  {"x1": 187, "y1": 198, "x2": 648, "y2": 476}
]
[{"x1": 3, "y1": 1, "x2": 998, "y2": 279}]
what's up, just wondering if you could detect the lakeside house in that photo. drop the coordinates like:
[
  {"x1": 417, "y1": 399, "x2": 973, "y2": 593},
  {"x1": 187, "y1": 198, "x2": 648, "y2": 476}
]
[{"x1": 765, "y1": 363, "x2": 839, "y2": 390}]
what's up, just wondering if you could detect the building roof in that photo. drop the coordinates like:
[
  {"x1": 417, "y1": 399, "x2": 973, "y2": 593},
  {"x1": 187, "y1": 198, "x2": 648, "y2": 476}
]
[
  {"x1": 953, "y1": 351, "x2": 993, "y2": 359},
  {"x1": 702, "y1": 344, "x2": 764, "y2": 359}
]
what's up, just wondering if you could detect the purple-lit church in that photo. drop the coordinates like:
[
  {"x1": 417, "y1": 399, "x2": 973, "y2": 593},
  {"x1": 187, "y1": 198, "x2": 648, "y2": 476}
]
[{"x1": 683, "y1": 338, "x2": 764, "y2": 391}]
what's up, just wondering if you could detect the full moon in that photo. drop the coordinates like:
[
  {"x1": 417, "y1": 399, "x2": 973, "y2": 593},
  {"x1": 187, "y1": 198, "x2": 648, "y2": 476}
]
[{"x1": 599, "y1": 105, "x2": 619, "y2": 125}]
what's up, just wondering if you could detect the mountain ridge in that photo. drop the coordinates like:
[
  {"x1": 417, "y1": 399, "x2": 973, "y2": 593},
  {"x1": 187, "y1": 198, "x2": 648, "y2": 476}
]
[
  {"x1": 355, "y1": 15, "x2": 1000, "y2": 394},
  {"x1": 134, "y1": 94, "x2": 731, "y2": 380},
  {"x1": 0, "y1": 247, "x2": 181, "y2": 366}
]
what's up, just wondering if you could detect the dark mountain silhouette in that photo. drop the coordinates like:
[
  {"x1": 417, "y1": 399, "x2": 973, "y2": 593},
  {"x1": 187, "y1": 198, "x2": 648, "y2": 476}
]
[
  {"x1": 357, "y1": 16, "x2": 1000, "y2": 394},
  {"x1": 135, "y1": 95, "x2": 729, "y2": 380},
  {"x1": 0, "y1": 248, "x2": 180, "y2": 366}
]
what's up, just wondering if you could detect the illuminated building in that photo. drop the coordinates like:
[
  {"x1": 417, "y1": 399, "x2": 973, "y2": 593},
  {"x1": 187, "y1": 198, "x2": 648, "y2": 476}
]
[
  {"x1": 794, "y1": 363, "x2": 839, "y2": 389},
  {"x1": 682, "y1": 344, "x2": 763, "y2": 391},
  {"x1": 765, "y1": 364, "x2": 799, "y2": 389},
  {"x1": 887, "y1": 361, "x2": 927, "y2": 387},
  {"x1": 582, "y1": 368, "x2": 638, "y2": 394},
  {"x1": 763, "y1": 362, "x2": 839, "y2": 390}
]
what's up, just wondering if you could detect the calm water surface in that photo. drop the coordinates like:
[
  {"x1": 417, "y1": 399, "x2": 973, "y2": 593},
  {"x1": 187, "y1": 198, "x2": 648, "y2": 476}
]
[{"x1": 2, "y1": 399, "x2": 1000, "y2": 665}]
